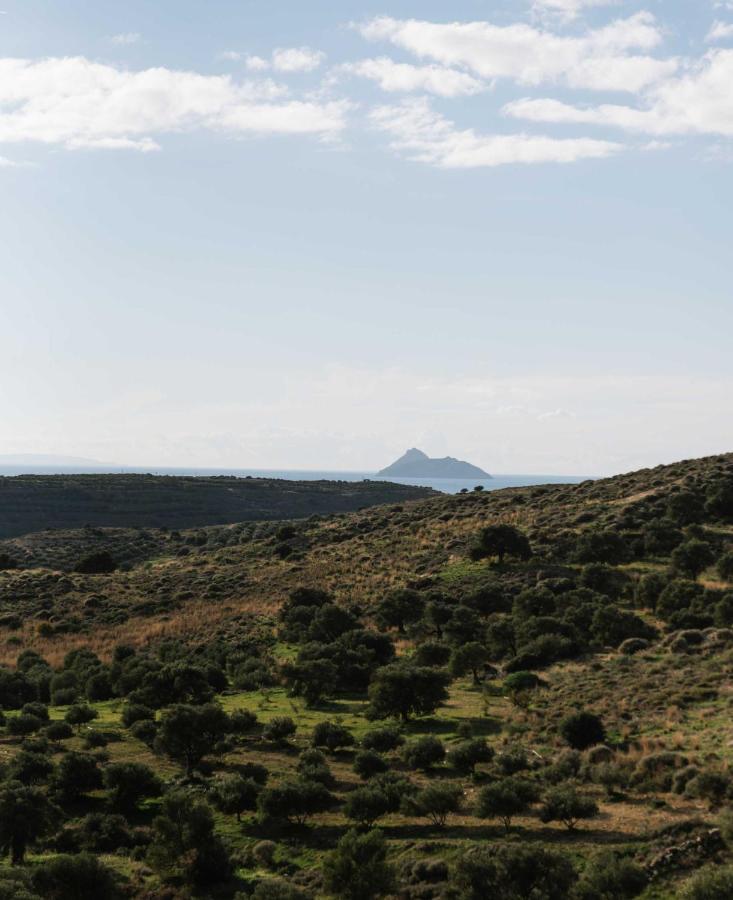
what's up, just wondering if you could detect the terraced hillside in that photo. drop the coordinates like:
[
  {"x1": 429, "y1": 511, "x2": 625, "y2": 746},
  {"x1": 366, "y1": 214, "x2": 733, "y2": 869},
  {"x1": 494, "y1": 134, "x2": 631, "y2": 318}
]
[{"x1": 0, "y1": 453, "x2": 733, "y2": 898}]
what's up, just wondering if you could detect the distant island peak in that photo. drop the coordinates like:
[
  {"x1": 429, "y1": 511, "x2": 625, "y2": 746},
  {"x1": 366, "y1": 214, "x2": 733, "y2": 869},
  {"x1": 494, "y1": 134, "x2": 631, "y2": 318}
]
[{"x1": 378, "y1": 448, "x2": 491, "y2": 479}]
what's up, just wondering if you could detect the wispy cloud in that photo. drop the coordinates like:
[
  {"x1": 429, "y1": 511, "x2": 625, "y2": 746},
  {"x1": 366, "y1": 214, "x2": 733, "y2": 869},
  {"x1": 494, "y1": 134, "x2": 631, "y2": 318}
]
[
  {"x1": 340, "y1": 57, "x2": 487, "y2": 97},
  {"x1": 110, "y1": 32, "x2": 141, "y2": 46},
  {"x1": 371, "y1": 97, "x2": 621, "y2": 168},
  {"x1": 236, "y1": 47, "x2": 326, "y2": 73},
  {"x1": 0, "y1": 57, "x2": 348, "y2": 152},
  {"x1": 707, "y1": 20, "x2": 733, "y2": 42},
  {"x1": 359, "y1": 13, "x2": 675, "y2": 93},
  {"x1": 504, "y1": 49, "x2": 733, "y2": 137}
]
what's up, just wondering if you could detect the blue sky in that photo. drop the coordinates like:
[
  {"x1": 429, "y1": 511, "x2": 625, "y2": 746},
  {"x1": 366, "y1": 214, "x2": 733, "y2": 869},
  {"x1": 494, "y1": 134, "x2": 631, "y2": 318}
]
[{"x1": 1, "y1": 0, "x2": 732, "y2": 475}]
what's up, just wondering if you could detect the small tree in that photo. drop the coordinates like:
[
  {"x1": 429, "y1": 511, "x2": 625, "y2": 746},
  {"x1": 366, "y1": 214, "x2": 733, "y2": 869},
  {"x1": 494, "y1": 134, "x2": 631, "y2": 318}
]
[
  {"x1": 672, "y1": 540, "x2": 715, "y2": 578},
  {"x1": 154, "y1": 703, "x2": 229, "y2": 777},
  {"x1": 367, "y1": 663, "x2": 449, "y2": 722},
  {"x1": 258, "y1": 780, "x2": 334, "y2": 826},
  {"x1": 343, "y1": 787, "x2": 391, "y2": 828},
  {"x1": 539, "y1": 785, "x2": 599, "y2": 830},
  {"x1": 375, "y1": 589, "x2": 425, "y2": 634},
  {"x1": 74, "y1": 551, "x2": 118, "y2": 574},
  {"x1": 323, "y1": 828, "x2": 395, "y2": 900},
  {"x1": 401, "y1": 782, "x2": 463, "y2": 828},
  {"x1": 0, "y1": 780, "x2": 59, "y2": 864},
  {"x1": 64, "y1": 704, "x2": 99, "y2": 733},
  {"x1": 361, "y1": 726, "x2": 404, "y2": 753},
  {"x1": 469, "y1": 525, "x2": 531, "y2": 565},
  {"x1": 403, "y1": 736, "x2": 445, "y2": 771},
  {"x1": 54, "y1": 752, "x2": 103, "y2": 803},
  {"x1": 262, "y1": 716, "x2": 297, "y2": 745},
  {"x1": 31, "y1": 853, "x2": 120, "y2": 899},
  {"x1": 449, "y1": 643, "x2": 488, "y2": 684},
  {"x1": 147, "y1": 791, "x2": 231, "y2": 888},
  {"x1": 312, "y1": 721, "x2": 355, "y2": 752},
  {"x1": 452, "y1": 844, "x2": 577, "y2": 900},
  {"x1": 448, "y1": 739, "x2": 494, "y2": 776},
  {"x1": 353, "y1": 750, "x2": 389, "y2": 780},
  {"x1": 475, "y1": 777, "x2": 539, "y2": 831},
  {"x1": 560, "y1": 711, "x2": 605, "y2": 751},
  {"x1": 211, "y1": 775, "x2": 261, "y2": 821},
  {"x1": 104, "y1": 762, "x2": 162, "y2": 813}
]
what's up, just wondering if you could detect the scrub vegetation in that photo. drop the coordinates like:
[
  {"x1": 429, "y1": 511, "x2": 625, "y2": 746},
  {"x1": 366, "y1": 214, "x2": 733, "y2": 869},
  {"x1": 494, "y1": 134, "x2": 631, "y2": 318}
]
[{"x1": 1, "y1": 452, "x2": 733, "y2": 897}]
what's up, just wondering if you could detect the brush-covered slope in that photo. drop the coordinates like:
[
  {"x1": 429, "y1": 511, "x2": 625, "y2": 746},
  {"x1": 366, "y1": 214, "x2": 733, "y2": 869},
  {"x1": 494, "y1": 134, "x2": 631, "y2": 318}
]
[
  {"x1": 0, "y1": 453, "x2": 732, "y2": 898},
  {"x1": 0, "y1": 473, "x2": 435, "y2": 539}
]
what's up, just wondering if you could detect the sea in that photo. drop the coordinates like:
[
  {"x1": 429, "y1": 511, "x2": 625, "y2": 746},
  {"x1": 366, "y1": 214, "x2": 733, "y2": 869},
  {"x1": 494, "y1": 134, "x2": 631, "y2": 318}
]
[{"x1": 0, "y1": 465, "x2": 590, "y2": 495}]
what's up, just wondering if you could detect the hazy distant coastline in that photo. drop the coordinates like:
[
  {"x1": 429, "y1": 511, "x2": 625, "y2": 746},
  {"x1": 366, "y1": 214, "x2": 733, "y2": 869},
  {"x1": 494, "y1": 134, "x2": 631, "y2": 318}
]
[{"x1": 0, "y1": 465, "x2": 589, "y2": 495}]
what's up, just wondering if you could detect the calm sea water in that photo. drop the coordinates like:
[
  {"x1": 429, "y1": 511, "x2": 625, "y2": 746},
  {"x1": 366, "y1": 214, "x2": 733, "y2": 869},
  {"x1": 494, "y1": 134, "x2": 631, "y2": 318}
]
[{"x1": 0, "y1": 465, "x2": 590, "y2": 495}]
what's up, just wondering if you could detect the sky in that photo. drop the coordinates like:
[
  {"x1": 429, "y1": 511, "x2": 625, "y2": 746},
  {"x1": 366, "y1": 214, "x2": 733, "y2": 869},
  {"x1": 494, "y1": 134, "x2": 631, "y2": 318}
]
[{"x1": 1, "y1": 0, "x2": 732, "y2": 476}]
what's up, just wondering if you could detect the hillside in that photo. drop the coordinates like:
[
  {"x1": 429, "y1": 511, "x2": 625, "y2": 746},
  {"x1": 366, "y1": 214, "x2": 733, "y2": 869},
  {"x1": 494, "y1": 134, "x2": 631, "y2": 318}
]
[
  {"x1": 0, "y1": 473, "x2": 435, "y2": 540},
  {"x1": 1, "y1": 453, "x2": 733, "y2": 898}
]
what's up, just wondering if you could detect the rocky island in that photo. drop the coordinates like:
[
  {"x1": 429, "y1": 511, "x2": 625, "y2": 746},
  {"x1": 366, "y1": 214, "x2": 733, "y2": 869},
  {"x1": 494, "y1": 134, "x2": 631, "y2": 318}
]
[{"x1": 377, "y1": 447, "x2": 491, "y2": 479}]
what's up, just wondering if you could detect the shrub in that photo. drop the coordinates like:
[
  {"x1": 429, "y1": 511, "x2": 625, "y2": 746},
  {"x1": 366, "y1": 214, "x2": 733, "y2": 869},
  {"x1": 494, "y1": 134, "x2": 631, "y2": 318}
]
[
  {"x1": 323, "y1": 828, "x2": 395, "y2": 900},
  {"x1": 154, "y1": 703, "x2": 229, "y2": 776},
  {"x1": 672, "y1": 540, "x2": 715, "y2": 578},
  {"x1": 121, "y1": 703, "x2": 154, "y2": 728},
  {"x1": 448, "y1": 739, "x2": 494, "y2": 775},
  {"x1": 296, "y1": 749, "x2": 334, "y2": 787},
  {"x1": 401, "y1": 782, "x2": 464, "y2": 827},
  {"x1": 539, "y1": 785, "x2": 598, "y2": 830},
  {"x1": 452, "y1": 844, "x2": 576, "y2": 900},
  {"x1": 312, "y1": 720, "x2": 355, "y2": 752},
  {"x1": 53, "y1": 752, "x2": 103, "y2": 802},
  {"x1": 718, "y1": 552, "x2": 733, "y2": 583},
  {"x1": 6, "y1": 714, "x2": 43, "y2": 737},
  {"x1": 263, "y1": 716, "x2": 297, "y2": 745},
  {"x1": 74, "y1": 552, "x2": 117, "y2": 574},
  {"x1": 573, "y1": 851, "x2": 647, "y2": 900},
  {"x1": 680, "y1": 865, "x2": 733, "y2": 900},
  {"x1": 343, "y1": 787, "x2": 391, "y2": 827},
  {"x1": 469, "y1": 525, "x2": 532, "y2": 564},
  {"x1": 560, "y1": 712, "x2": 605, "y2": 750},
  {"x1": 64, "y1": 704, "x2": 98, "y2": 732},
  {"x1": 211, "y1": 774, "x2": 261, "y2": 821},
  {"x1": 43, "y1": 722, "x2": 74, "y2": 741},
  {"x1": 367, "y1": 663, "x2": 450, "y2": 722},
  {"x1": 32, "y1": 853, "x2": 120, "y2": 900},
  {"x1": 361, "y1": 726, "x2": 404, "y2": 753},
  {"x1": 104, "y1": 762, "x2": 162, "y2": 812},
  {"x1": 258, "y1": 780, "x2": 334, "y2": 825},
  {"x1": 353, "y1": 750, "x2": 389, "y2": 780},
  {"x1": 474, "y1": 777, "x2": 539, "y2": 831},
  {"x1": 403, "y1": 736, "x2": 445, "y2": 771},
  {"x1": 147, "y1": 791, "x2": 232, "y2": 887},
  {"x1": 252, "y1": 880, "x2": 312, "y2": 900}
]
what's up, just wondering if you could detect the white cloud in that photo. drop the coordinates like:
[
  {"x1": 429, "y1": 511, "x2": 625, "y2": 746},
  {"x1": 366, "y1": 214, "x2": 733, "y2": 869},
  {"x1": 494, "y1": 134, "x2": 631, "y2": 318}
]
[
  {"x1": 110, "y1": 32, "x2": 141, "y2": 46},
  {"x1": 370, "y1": 97, "x2": 621, "y2": 168},
  {"x1": 219, "y1": 50, "x2": 243, "y2": 62},
  {"x1": 0, "y1": 154, "x2": 28, "y2": 166},
  {"x1": 0, "y1": 57, "x2": 349, "y2": 152},
  {"x1": 504, "y1": 49, "x2": 733, "y2": 137},
  {"x1": 238, "y1": 47, "x2": 325, "y2": 73},
  {"x1": 532, "y1": 0, "x2": 619, "y2": 21},
  {"x1": 359, "y1": 13, "x2": 676, "y2": 93},
  {"x1": 707, "y1": 20, "x2": 733, "y2": 42},
  {"x1": 272, "y1": 47, "x2": 325, "y2": 73},
  {"x1": 244, "y1": 55, "x2": 270, "y2": 71},
  {"x1": 343, "y1": 57, "x2": 486, "y2": 97}
]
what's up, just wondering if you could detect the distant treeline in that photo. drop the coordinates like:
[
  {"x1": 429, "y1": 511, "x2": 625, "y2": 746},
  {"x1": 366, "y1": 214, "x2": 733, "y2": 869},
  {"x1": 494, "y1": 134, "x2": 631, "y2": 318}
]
[{"x1": 0, "y1": 474, "x2": 434, "y2": 539}]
